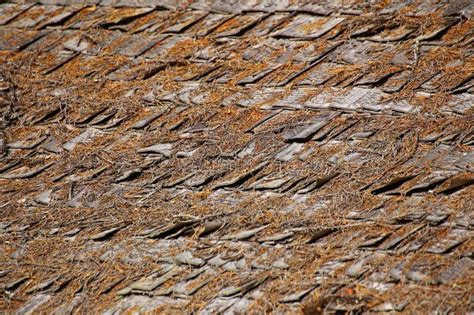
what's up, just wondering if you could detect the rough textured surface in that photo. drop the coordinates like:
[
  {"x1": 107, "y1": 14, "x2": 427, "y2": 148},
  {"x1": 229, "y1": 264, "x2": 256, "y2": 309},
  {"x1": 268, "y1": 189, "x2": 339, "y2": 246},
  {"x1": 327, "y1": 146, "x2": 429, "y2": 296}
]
[{"x1": 0, "y1": 0, "x2": 473, "y2": 313}]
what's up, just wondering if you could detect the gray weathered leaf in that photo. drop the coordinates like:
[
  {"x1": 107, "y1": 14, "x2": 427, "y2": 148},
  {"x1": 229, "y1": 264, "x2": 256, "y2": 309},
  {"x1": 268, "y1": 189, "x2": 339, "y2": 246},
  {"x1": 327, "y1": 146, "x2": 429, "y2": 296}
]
[
  {"x1": 26, "y1": 277, "x2": 59, "y2": 294},
  {"x1": 212, "y1": 161, "x2": 269, "y2": 190},
  {"x1": 199, "y1": 221, "x2": 225, "y2": 237},
  {"x1": 132, "y1": 110, "x2": 166, "y2": 129},
  {"x1": 346, "y1": 258, "x2": 369, "y2": 278},
  {"x1": 283, "y1": 120, "x2": 331, "y2": 142},
  {"x1": 358, "y1": 233, "x2": 391, "y2": 248},
  {"x1": 175, "y1": 251, "x2": 206, "y2": 267},
  {"x1": 137, "y1": 143, "x2": 173, "y2": 157},
  {"x1": 63, "y1": 227, "x2": 82, "y2": 237},
  {"x1": 221, "y1": 225, "x2": 268, "y2": 241},
  {"x1": 128, "y1": 266, "x2": 177, "y2": 292},
  {"x1": 296, "y1": 172, "x2": 339, "y2": 194},
  {"x1": 307, "y1": 228, "x2": 336, "y2": 244},
  {"x1": 219, "y1": 275, "x2": 268, "y2": 297},
  {"x1": 148, "y1": 221, "x2": 197, "y2": 239},
  {"x1": 5, "y1": 277, "x2": 29, "y2": 291},
  {"x1": 0, "y1": 162, "x2": 54, "y2": 180},
  {"x1": 90, "y1": 226, "x2": 123, "y2": 241},
  {"x1": 249, "y1": 177, "x2": 290, "y2": 190},
  {"x1": 274, "y1": 15, "x2": 344, "y2": 39},
  {"x1": 33, "y1": 189, "x2": 52, "y2": 205},
  {"x1": 275, "y1": 143, "x2": 304, "y2": 162},
  {"x1": 174, "y1": 274, "x2": 213, "y2": 296},
  {"x1": 425, "y1": 229, "x2": 468, "y2": 254},
  {"x1": 438, "y1": 257, "x2": 474, "y2": 284},
  {"x1": 7, "y1": 135, "x2": 47, "y2": 150},
  {"x1": 405, "y1": 171, "x2": 457, "y2": 194},
  {"x1": 280, "y1": 286, "x2": 317, "y2": 303},
  {"x1": 258, "y1": 231, "x2": 294, "y2": 243},
  {"x1": 63, "y1": 129, "x2": 102, "y2": 151}
]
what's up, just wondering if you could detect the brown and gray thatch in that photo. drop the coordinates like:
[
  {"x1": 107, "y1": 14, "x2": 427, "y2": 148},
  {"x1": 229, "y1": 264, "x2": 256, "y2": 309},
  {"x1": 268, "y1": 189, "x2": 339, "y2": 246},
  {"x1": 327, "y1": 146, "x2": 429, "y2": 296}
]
[{"x1": 0, "y1": 0, "x2": 473, "y2": 313}]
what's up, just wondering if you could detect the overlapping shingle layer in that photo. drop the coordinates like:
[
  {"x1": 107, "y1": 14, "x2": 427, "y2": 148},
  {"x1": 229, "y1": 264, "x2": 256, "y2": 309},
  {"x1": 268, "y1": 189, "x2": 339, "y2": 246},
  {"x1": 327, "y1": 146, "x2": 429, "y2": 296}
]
[{"x1": 0, "y1": 0, "x2": 473, "y2": 313}]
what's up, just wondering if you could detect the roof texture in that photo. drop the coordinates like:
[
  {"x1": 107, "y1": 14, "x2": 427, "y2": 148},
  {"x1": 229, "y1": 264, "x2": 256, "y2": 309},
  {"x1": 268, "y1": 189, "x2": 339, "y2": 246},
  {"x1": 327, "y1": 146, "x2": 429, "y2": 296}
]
[{"x1": 0, "y1": 0, "x2": 473, "y2": 313}]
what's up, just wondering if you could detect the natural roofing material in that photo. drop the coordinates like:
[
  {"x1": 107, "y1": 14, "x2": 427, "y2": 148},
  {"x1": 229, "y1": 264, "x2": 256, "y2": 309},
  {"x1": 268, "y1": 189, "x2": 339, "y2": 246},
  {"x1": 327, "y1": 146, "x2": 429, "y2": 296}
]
[{"x1": 0, "y1": 0, "x2": 473, "y2": 313}]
